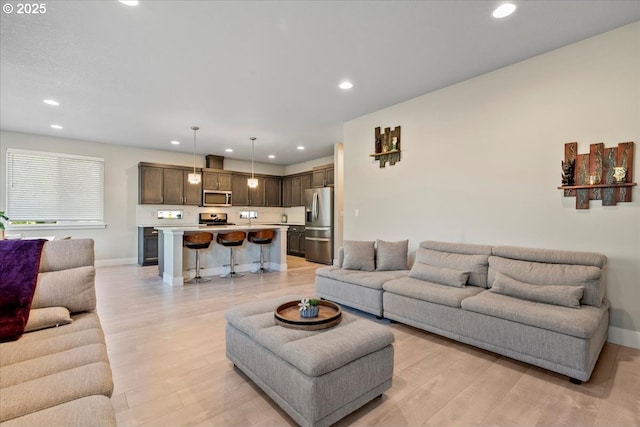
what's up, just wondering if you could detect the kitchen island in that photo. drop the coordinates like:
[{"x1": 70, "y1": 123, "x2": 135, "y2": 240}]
[{"x1": 156, "y1": 225, "x2": 288, "y2": 286}]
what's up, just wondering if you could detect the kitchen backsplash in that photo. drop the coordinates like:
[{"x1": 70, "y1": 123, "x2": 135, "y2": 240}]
[{"x1": 136, "y1": 205, "x2": 305, "y2": 226}]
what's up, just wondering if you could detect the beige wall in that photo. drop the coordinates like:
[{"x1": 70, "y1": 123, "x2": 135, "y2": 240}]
[{"x1": 343, "y1": 23, "x2": 640, "y2": 343}]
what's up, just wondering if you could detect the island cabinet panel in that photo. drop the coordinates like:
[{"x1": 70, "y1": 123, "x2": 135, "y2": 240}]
[{"x1": 139, "y1": 166, "x2": 164, "y2": 204}]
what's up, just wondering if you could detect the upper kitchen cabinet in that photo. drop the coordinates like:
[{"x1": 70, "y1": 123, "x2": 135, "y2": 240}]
[
  {"x1": 249, "y1": 177, "x2": 266, "y2": 207},
  {"x1": 231, "y1": 173, "x2": 281, "y2": 207},
  {"x1": 139, "y1": 165, "x2": 164, "y2": 204},
  {"x1": 231, "y1": 173, "x2": 250, "y2": 206},
  {"x1": 282, "y1": 172, "x2": 312, "y2": 207},
  {"x1": 203, "y1": 170, "x2": 232, "y2": 191},
  {"x1": 138, "y1": 162, "x2": 201, "y2": 205},
  {"x1": 312, "y1": 164, "x2": 334, "y2": 187},
  {"x1": 264, "y1": 177, "x2": 282, "y2": 207}
]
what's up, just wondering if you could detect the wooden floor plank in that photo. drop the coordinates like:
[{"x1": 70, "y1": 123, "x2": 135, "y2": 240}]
[{"x1": 96, "y1": 260, "x2": 640, "y2": 427}]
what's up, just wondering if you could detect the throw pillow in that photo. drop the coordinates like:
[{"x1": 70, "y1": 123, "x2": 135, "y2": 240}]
[
  {"x1": 0, "y1": 239, "x2": 47, "y2": 342},
  {"x1": 376, "y1": 240, "x2": 408, "y2": 271},
  {"x1": 490, "y1": 272, "x2": 584, "y2": 308},
  {"x1": 24, "y1": 307, "x2": 73, "y2": 332},
  {"x1": 409, "y1": 263, "x2": 470, "y2": 287},
  {"x1": 342, "y1": 240, "x2": 375, "y2": 271}
]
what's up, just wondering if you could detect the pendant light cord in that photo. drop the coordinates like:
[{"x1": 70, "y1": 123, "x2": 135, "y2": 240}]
[{"x1": 191, "y1": 126, "x2": 199, "y2": 174}]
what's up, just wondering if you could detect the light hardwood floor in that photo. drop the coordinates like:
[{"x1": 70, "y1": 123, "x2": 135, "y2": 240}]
[{"x1": 97, "y1": 259, "x2": 640, "y2": 427}]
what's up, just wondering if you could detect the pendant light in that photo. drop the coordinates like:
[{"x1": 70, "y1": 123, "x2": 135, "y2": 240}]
[
  {"x1": 188, "y1": 126, "x2": 201, "y2": 185},
  {"x1": 248, "y1": 137, "x2": 258, "y2": 188}
]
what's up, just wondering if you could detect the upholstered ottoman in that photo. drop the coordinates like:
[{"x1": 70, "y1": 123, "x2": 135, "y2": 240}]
[{"x1": 225, "y1": 295, "x2": 394, "y2": 427}]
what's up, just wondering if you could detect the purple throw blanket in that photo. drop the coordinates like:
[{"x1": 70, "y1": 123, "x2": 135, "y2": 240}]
[{"x1": 0, "y1": 239, "x2": 47, "y2": 342}]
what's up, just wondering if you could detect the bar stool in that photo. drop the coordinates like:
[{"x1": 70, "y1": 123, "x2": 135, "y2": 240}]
[
  {"x1": 248, "y1": 229, "x2": 276, "y2": 274},
  {"x1": 183, "y1": 232, "x2": 213, "y2": 284},
  {"x1": 216, "y1": 231, "x2": 246, "y2": 278}
]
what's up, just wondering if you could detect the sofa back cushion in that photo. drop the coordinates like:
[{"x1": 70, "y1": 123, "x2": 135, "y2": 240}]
[
  {"x1": 490, "y1": 272, "x2": 584, "y2": 308},
  {"x1": 342, "y1": 240, "x2": 375, "y2": 271},
  {"x1": 488, "y1": 256, "x2": 604, "y2": 307},
  {"x1": 415, "y1": 243, "x2": 491, "y2": 288},
  {"x1": 408, "y1": 263, "x2": 470, "y2": 287},
  {"x1": 376, "y1": 240, "x2": 408, "y2": 271}
]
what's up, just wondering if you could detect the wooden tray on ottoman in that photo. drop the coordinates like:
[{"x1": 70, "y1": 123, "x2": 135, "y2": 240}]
[{"x1": 274, "y1": 300, "x2": 342, "y2": 330}]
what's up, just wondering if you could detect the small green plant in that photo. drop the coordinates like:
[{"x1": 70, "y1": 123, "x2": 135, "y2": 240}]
[{"x1": 298, "y1": 297, "x2": 320, "y2": 311}]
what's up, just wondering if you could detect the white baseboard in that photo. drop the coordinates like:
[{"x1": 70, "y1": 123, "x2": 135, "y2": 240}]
[
  {"x1": 95, "y1": 257, "x2": 137, "y2": 267},
  {"x1": 608, "y1": 326, "x2": 640, "y2": 350}
]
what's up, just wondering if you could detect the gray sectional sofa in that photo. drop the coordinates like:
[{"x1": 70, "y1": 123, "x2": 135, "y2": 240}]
[
  {"x1": 316, "y1": 240, "x2": 609, "y2": 383},
  {"x1": 0, "y1": 239, "x2": 116, "y2": 426}
]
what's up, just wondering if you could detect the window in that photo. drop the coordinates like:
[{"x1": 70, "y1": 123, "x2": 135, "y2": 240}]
[{"x1": 6, "y1": 148, "x2": 105, "y2": 228}]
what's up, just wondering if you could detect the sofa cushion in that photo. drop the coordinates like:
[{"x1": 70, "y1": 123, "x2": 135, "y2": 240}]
[
  {"x1": 461, "y1": 291, "x2": 607, "y2": 338},
  {"x1": 375, "y1": 240, "x2": 408, "y2": 271},
  {"x1": 0, "y1": 362, "x2": 113, "y2": 422},
  {"x1": 0, "y1": 395, "x2": 117, "y2": 427},
  {"x1": 316, "y1": 266, "x2": 409, "y2": 290},
  {"x1": 24, "y1": 307, "x2": 73, "y2": 333},
  {"x1": 409, "y1": 263, "x2": 469, "y2": 288},
  {"x1": 31, "y1": 266, "x2": 96, "y2": 313},
  {"x1": 488, "y1": 256, "x2": 603, "y2": 307},
  {"x1": 383, "y1": 276, "x2": 484, "y2": 308},
  {"x1": 492, "y1": 245, "x2": 607, "y2": 269},
  {"x1": 342, "y1": 241, "x2": 375, "y2": 271},
  {"x1": 490, "y1": 272, "x2": 583, "y2": 308},
  {"x1": 415, "y1": 248, "x2": 489, "y2": 288}
]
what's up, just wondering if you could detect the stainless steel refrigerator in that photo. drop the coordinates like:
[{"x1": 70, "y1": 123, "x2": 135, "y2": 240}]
[{"x1": 305, "y1": 187, "x2": 333, "y2": 264}]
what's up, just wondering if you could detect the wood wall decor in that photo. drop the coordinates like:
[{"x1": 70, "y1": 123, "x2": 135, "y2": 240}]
[
  {"x1": 558, "y1": 141, "x2": 636, "y2": 209},
  {"x1": 370, "y1": 126, "x2": 401, "y2": 168}
]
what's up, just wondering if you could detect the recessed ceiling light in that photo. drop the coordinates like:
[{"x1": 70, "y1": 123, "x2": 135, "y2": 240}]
[
  {"x1": 170, "y1": 140, "x2": 180, "y2": 145},
  {"x1": 268, "y1": 155, "x2": 275, "y2": 159},
  {"x1": 43, "y1": 99, "x2": 60, "y2": 106},
  {"x1": 225, "y1": 148, "x2": 233, "y2": 152},
  {"x1": 297, "y1": 146, "x2": 305, "y2": 150},
  {"x1": 50, "y1": 124, "x2": 63, "y2": 130},
  {"x1": 339, "y1": 81, "x2": 353, "y2": 90},
  {"x1": 119, "y1": 0, "x2": 139, "y2": 6},
  {"x1": 493, "y1": 3, "x2": 516, "y2": 18}
]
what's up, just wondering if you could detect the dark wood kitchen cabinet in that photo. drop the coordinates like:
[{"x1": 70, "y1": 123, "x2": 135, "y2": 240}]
[
  {"x1": 287, "y1": 225, "x2": 305, "y2": 257},
  {"x1": 312, "y1": 164, "x2": 334, "y2": 187},
  {"x1": 282, "y1": 172, "x2": 312, "y2": 207},
  {"x1": 138, "y1": 226, "x2": 158, "y2": 266},
  {"x1": 138, "y1": 162, "x2": 201, "y2": 205},
  {"x1": 203, "y1": 170, "x2": 232, "y2": 191},
  {"x1": 265, "y1": 177, "x2": 282, "y2": 207},
  {"x1": 231, "y1": 173, "x2": 250, "y2": 206},
  {"x1": 139, "y1": 165, "x2": 164, "y2": 204}
]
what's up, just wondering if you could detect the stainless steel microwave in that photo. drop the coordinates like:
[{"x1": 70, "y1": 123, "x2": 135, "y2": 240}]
[{"x1": 203, "y1": 190, "x2": 232, "y2": 207}]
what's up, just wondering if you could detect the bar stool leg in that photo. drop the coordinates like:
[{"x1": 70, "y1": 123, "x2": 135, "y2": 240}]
[
  {"x1": 252, "y1": 244, "x2": 273, "y2": 274},
  {"x1": 222, "y1": 247, "x2": 244, "y2": 278},
  {"x1": 187, "y1": 249, "x2": 212, "y2": 284}
]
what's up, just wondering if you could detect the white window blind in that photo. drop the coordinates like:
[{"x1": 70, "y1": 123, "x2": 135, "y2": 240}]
[{"x1": 6, "y1": 149, "x2": 104, "y2": 223}]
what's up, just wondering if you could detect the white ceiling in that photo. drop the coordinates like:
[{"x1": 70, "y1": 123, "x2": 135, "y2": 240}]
[{"x1": 2, "y1": 1, "x2": 639, "y2": 165}]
